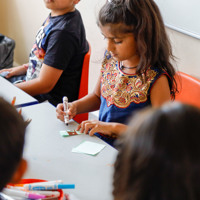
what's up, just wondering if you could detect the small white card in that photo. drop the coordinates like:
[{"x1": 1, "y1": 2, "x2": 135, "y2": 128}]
[
  {"x1": 72, "y1": 141, "x2": 106, "y2": 156},
  {"x1": 60, "y1": 130, "x2": 82, "y2": 137}
]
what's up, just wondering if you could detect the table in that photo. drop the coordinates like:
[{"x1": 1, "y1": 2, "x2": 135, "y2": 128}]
[
  {"x1": 0, "y1": 76, "x2": 38, "y2": 107},
  {"x1": 21, "y1": 102, "x2": 118, "y2": 200}
]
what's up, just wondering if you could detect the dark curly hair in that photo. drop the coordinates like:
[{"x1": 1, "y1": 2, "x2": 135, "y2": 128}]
[
  {"x1": 113, "y1": 102, "x2": 200, "y2": 200},
  {"x1": 0, "y1": 97, "x2": 26, "y2": 191},
  {"x1": 98, "y1": 0, "x2": 178, "y2": 99}
]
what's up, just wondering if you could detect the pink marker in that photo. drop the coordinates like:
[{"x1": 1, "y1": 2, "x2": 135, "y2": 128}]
[{"x1": 3, "y1": 188, "x2": 46, "y2": 199}]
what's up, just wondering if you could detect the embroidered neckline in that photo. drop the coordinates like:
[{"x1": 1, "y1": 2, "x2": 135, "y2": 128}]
[{"x1": 121, "y1": 65, "x2": 137, "y2": 69}]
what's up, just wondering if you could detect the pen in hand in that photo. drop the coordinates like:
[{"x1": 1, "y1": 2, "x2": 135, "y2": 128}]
[{"x1": 63, "y1": 96, "x2": 69, "y2": 126}]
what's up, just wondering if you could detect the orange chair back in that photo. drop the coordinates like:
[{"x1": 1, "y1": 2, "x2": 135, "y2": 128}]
[
  {"x1": 174, "y1": 71, "x2": 200, "y2": 108},
  {"x1": 73, "y1": 45, "x2": 91, "y2": 123}
]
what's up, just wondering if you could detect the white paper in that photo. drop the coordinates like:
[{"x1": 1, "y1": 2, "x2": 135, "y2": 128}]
[{"x1": 72, "y1": 141, "x2": 106, "y2": 156}]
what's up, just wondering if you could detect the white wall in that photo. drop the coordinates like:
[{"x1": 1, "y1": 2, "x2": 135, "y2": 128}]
[
  {"x1": 167, "y1": 28, "x2": 200, "y2": 78},
  {"x1": 76, "y1": 0, "x2": 106, "y2": 92},
  {"x1": 0, "y1": 0, "x2": 49, "y2": 64},
  {"x1": 0, "y1": 0, "x2": 199, "y2": 93},
  {"x1": 154, "y1": 0, "x2": 200, "y2": 40}
]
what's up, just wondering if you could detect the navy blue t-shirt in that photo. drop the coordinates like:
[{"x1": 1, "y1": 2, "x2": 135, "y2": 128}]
[{"x1": 26, "y1": 9, "x2": 89, "y2": 106}]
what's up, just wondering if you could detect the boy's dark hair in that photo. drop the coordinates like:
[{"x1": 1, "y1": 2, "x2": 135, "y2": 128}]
[
  {"x1": 0, "y1": 97, "x2": 26, "y2": 191},
  {"x1": 98, "y1": 0, "x2": 178, "y2": 99},
  {"x1": 113, "y1": 102, "x2": 200, "y2": 200}
]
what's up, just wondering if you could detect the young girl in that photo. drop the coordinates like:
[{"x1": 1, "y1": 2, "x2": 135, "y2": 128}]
[
  {"x1": 113, "y1": 102, "x2": 200, "y2": 200},
  {"x1": 56, "y1": 0, "x2": 177, "y2": 146}
]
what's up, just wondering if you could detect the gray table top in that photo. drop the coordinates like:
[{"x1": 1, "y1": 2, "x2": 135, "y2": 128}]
[
  {"x1": 0, "y1": 76, "x2": 38, "y2": 107},
  {"x1": 21, "y1": 102, "x2": 118, "y2": 200}
]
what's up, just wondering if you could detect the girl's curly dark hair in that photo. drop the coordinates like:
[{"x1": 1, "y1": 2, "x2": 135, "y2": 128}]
[{"x1": 98, "y1": 0, "x2": 178, "y2": 99}]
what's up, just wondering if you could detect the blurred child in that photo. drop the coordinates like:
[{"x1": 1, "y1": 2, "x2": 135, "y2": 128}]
[
  {"x1": 0, "y1": 97, "x2": 27, "y2": 193},
  {"x1": 113, "y1": 102, "x2": 200, "y2": 200},
  {"x1": 56, "y1": 0, "x2": 177, "y2": 146},
  {"x1": 0, "y1": 0, "x2": 89, "y2": 106}
]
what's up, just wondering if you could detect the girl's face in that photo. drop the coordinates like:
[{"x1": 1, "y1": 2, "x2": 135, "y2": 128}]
[
  {"x1": 43, "y1": 0, "x2": 79, "y2": 16},
  {"x1": 100, "y1": 24, "x2": 140, "y2": 66}
]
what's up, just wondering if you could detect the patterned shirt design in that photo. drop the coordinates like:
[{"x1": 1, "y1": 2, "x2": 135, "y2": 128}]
[
  {"x1": 99, "y1": 51, "x2": 167, "y2": 124},
  {"x1": 26, "y1": 17, "x2": 51, "y2": 81},
  {"x1": 101, "y1": 54, "x2": 157, "y2": 108},
  {"x1": 96, "y1": 51, "x2": 168, "y2": 146}
]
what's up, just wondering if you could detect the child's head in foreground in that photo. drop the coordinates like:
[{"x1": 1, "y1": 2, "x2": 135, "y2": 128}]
[
  {"x1": 0, "y1": 97, "x2": 27, "y2": 191},
  {"x1": 114, "y1": 102, "x2": 200, "y2": 200}
]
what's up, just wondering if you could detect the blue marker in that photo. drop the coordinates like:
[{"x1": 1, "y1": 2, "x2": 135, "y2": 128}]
[{"x1": 24, "y1": 183, "x2": 75, "y2": 190}]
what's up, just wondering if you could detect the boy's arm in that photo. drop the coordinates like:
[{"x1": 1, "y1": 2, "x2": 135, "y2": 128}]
[{"x1": 16, "y1": 63, "x2": 63, "y2": 96}]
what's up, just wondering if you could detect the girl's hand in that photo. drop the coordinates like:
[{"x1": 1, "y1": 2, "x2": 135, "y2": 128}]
[
  {"x1": 77, "y1": 120, "x2": 117, "y2": 137},
  {"x1": 56, "y1": 102, "x2": 77, "y2": 122}
]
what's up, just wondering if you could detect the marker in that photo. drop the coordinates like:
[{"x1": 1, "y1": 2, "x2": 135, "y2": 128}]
[
  {"x1": 7, "y1": 196, "x2": 29, "y2": 200},
  {"x1": 6, "y1": 186, "x2": 24, "y2": 190},
  {"x1": 63, "y1": 96, "x2": 69, "y2": 126},
  {"x1": 28, "y1": 190, "x2": 60, "y2": 198},
  {"x1": 11, "y1": 96, "x2": 16, "y2": 106},
  {"x1": 8, "y1": 180, "x2": 63, "y2": 190},
  {"x1": 23, "y1": 180, "x2": 63, "y2": 187},
  {"x1": 7, "y1": 186, "x2": 60, "y2": 198},
  {"x1": 24, "y1": 183, "x2": 75, "y2": 190},
  {"x1": 2, "y1": 188, "x2": 46, "y2": 199}
]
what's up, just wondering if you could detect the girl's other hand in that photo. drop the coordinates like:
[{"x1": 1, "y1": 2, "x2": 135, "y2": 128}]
[{"x1": 77, "y1": 120, "x2": 116, "y2": 137}]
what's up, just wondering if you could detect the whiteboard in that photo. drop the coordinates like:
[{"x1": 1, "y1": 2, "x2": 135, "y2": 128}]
[{"x1": 154, "y1": 0, "x2": 200, "y2": 39}]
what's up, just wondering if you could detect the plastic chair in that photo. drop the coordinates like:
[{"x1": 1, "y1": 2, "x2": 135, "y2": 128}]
[
  {"x1": 174, "y1": 71, "x2": 200, "y2": 108},
  {"x1": 73, "y1": 45, "x2": 91, "y2": 123}
]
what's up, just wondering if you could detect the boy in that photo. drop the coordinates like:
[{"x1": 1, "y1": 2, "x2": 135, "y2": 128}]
[
  {"x1": 0, "y1": 97, "x2": 27, "y2": 193},
  {"x1": 0, "y1": 0, "x2": 89, "y2": 106}
]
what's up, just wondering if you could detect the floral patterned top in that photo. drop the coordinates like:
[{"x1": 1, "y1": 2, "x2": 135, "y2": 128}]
[{"x1": 95, "y1": 51, "x2": 169, "y2": 146}]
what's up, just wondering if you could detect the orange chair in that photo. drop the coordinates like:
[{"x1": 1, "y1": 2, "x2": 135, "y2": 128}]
[
  {"x1": 174, "y1": 71, "x2": 200, "y2": 108},
  {"x1": 73, "y1": 45, "x2": 91, "y2": 124}
]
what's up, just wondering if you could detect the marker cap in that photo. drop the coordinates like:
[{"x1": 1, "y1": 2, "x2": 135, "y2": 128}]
[{"x1": 58, "y1": 184, "x2": 75, "y2": 189}]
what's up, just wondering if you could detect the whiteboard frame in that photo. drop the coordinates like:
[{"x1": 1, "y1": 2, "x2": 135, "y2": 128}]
[
  {"x1": 154, "y1": 0, "x2": 200, "y2": 40},
  {"x1": 165, "y1": 23, "x2": 200, "y2": 40}
]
